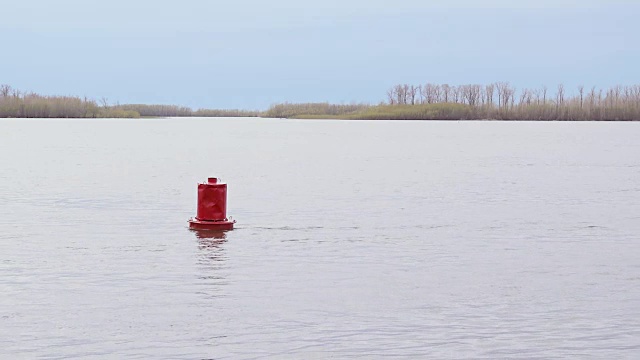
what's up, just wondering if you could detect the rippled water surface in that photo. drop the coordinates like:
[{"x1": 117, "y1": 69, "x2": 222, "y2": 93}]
[{"x1": 1, "y1": 118, "x2": 639, "y2": 359}]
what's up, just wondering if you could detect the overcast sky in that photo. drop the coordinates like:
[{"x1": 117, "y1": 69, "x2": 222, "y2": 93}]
[{"x1": 1, "y1": 0, "x2": 638, "y2": 109}]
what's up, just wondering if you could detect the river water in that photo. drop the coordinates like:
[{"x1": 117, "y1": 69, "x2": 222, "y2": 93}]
[{"x1": 1, "y1": 118, "x2": 639, "y2": 359}]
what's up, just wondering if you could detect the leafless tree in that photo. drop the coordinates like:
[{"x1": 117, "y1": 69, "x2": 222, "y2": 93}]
[
  {"x1": 578, "y1": 85, "x2": 584, "y2": 109},
  {"x1": 441, "y1": 84, "x2": 451, "y2": 103},
  {"x1": 557, "y1": 84, "x2": 565, "y2": 105},
  {"x1": 496, "y1": 82, "x2": 511, "y2": 109},
  {"x1": 0, "y1": 84, "x2": 11, "y2": 97},
  {"x1": 386, "y1": 88, "x2": 396, "y2": 105},
  {"x1": 409, "y1": 85, "x2": 419, "y2": 105},
  {"x1": 485, "y1": 84, "x2": 495, "y2": 106}
]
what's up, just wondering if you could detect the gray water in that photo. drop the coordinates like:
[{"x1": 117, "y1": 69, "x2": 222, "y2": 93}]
[{"x1": 1, "y1": 118, "x2": 639, "y2": 359}]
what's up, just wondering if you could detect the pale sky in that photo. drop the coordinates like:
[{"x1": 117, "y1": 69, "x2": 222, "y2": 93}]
[{"x1": 1, "y1": 0, "x2": 638, "y2": 109}]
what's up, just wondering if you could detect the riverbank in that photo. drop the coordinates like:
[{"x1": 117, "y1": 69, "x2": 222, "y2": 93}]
[
  {"x1": 264, "y1": 103, "x2": 640, "y2": 121},
  {"x1": 2, "y1": 83, "x2": 639, "y2": 121},
  {"x1": 0, "y1": 85, "x2": 259, "y2": 119},
  {"x1": 263, "y1": 82, "x2": 640, "y2": 121}
]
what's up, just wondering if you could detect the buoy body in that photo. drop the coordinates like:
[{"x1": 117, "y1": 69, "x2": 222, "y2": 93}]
[{"x1": 189, "y1": 177, "x2": 235, "y2": 231}]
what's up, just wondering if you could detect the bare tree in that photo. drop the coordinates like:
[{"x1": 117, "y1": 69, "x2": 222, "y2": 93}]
[
  {"x1": 409, "y1": 85, "x2": 419, "y2": 105},
  {"x1": 441, "y1": 84, "x2": 451, "y2": 103},
  {"x1": 452, "y1": 86, "x2": 460, "y2": 103},
  {"x1": 557, "y1": 84, "x2": 565, "y2": 105},
  {"x1": 0, "y1": 84, "x2": 11, "y2": 98},
  {"x1": 386, "y1": 88, "x2": 396, "y2": 105},
  {"x1": 422, "y1": 83, "x2": 439, "y2": 104},
  {"x1": 578, "y1": 85, "x2": 584, "y2": 109},
  {"x1": 485, "y1": 84, "x2": 495, "y2": 106},
  {"x1": 519, "y1": 89, "x2": 529, "y2": 106},
  {"x1": 496, "y1": 82, "x2": 511, "y2": 109}
]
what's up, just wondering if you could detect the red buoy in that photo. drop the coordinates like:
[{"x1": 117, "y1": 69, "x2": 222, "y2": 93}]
[{"x1": 188, "y1": 177, "x2": 235, "y2": 231}]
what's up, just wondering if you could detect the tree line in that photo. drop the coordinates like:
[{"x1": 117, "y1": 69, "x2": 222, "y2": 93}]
[
  {"x1": 0, "y1": 85, "x2": 138, "y2": 118},
  {"x1": 384, "y1": 82, "x2": 640, "y2": 121},
  {"x1": 0, "y1": 85, "x2": 259, "y2": 118},
  {"x1": 262, "y1": 83, "x2": 640, "y2": 120},
  {"x1": 264, "y1": 102, "x2": 476, "y2": 120},
  {"x1": 4, "y1": 83, "x2": 640, "y2": 120},
  {"x1": 112, "y1": 104, "x2": 259, "y2": 117},
  {"x1": 263, "y1": 102, "x2": 369, "y2": 118}
]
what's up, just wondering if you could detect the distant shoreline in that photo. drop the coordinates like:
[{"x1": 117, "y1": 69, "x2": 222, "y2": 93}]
[
  {"x1": 2, "y1": 116, "x2": 638, "y2": 122},
  {"x1": 264, "y1": 83, "x2": 640, "y2": 121},
  {"x1": 2, "y1": 82, "x2": 640, "y2": 121}
]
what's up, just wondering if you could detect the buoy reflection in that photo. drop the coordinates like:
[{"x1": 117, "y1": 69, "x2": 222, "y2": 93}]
[
  {"x1": 192, "y1": 229, "x2": 228, "y2": 299},
  {"x1": 192, "y1": 229, "x2": 228, "y2": 241}
]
